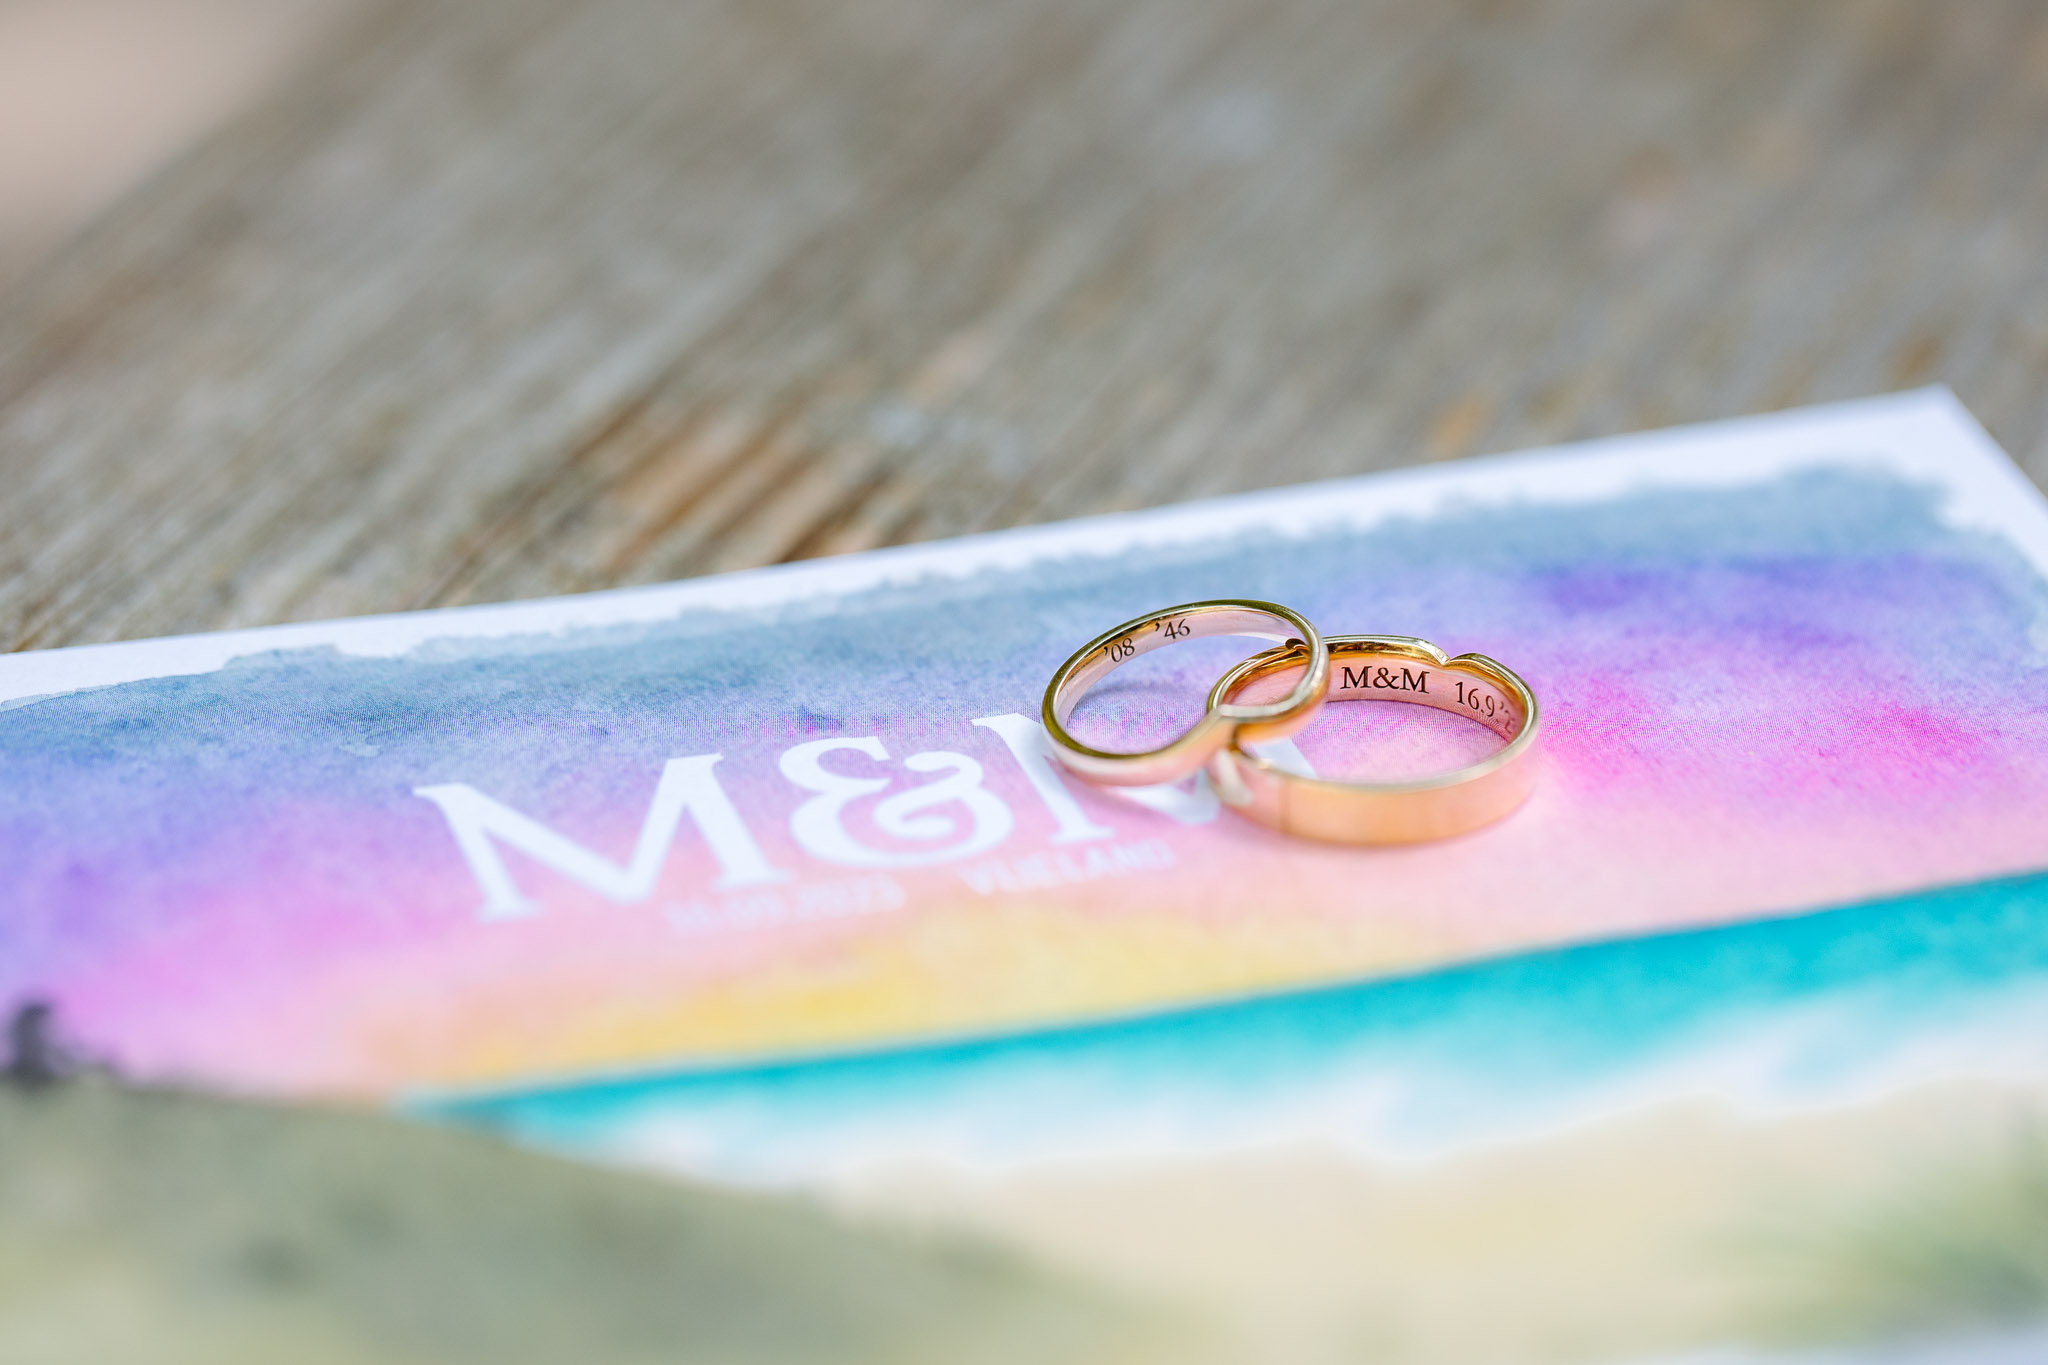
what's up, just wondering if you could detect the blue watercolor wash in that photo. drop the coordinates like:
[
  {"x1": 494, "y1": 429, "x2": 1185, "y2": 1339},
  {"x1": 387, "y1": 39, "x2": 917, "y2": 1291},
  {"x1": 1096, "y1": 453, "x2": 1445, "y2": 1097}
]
[{"x1": 425, "y1": 870, "x2": 2048, "y2": 1174}]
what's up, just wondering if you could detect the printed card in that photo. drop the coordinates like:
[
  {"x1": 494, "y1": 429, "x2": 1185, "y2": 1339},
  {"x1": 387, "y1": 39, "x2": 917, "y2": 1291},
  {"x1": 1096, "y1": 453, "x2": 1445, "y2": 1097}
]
[{"x1": 5, "y1": 387, "x2": 2046, "y2": 1107}]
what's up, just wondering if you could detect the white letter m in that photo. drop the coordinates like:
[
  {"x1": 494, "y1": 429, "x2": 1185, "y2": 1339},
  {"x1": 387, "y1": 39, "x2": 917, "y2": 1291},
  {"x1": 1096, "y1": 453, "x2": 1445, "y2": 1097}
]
[{"x1": 415, "y1": 755, "x2": 786, "y2": 921}]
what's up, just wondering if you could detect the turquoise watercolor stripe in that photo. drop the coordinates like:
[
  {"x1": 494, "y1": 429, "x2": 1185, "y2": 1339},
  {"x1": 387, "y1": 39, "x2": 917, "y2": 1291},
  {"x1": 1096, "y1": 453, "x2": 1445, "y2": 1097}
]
[{"x1": 426, "y1": 870, "x2": 2048, "y2": 1161}]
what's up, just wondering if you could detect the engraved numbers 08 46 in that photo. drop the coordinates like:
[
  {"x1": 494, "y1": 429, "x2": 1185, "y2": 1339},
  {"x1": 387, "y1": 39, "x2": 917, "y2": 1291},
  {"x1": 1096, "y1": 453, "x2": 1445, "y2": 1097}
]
[{"x1": 1105, "y1": 616, "x2": 1189, "y2": 665}]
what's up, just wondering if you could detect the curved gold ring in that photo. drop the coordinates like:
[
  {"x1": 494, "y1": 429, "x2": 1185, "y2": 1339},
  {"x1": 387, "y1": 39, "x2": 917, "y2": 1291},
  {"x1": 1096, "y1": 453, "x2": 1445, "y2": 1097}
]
[
  {"x1": 1042, "y1": 599, "x2": 1329, "y2": 787},
  {"x1": 1205, "y1": 634, "x2": 1540, "y2": 843}
]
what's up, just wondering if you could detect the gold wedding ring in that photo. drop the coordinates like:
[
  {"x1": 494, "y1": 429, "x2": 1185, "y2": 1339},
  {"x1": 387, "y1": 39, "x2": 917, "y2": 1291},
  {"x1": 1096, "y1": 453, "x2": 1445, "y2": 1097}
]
[
  {"x1": 1205, "y1": 634, "x2": 1540, "y2": 843},
  {"x1": 1042, "y1": 600, "x2": 1329, "y2": 786}
]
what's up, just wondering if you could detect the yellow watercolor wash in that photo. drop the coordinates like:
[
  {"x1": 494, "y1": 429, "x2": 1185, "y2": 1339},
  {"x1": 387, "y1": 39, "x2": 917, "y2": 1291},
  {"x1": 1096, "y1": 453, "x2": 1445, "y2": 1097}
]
[{"x1": 381, "y1": 895, "x2": 1450, "y2": 1095}]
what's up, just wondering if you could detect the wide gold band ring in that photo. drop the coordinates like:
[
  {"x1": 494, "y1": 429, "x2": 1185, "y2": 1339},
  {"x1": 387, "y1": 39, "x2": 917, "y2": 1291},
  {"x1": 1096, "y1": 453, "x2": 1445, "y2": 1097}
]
[
  {"x1": 1205, "y1": 634, "x2": 1540, "y2": 843},
  {"x1": 1042, "y1": 599, "x2": 1330, "y2": 787}
]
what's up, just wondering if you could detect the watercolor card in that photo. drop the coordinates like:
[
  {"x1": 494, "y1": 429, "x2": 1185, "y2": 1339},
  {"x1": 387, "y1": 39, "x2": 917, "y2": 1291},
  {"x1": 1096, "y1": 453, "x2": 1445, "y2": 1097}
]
[
  {"x1": 5, "y1": 386, "x2": 2043, "y2": 1097},
  {"x1": 6, "y1": 388, "x2": 2048, "y2": 1360}
]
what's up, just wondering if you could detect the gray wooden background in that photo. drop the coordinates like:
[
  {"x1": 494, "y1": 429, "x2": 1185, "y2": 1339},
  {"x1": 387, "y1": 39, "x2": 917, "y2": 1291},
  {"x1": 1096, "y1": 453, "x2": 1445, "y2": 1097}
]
[{"x1": 4, "y1": 0, "x2": 2045, "y2": 654}]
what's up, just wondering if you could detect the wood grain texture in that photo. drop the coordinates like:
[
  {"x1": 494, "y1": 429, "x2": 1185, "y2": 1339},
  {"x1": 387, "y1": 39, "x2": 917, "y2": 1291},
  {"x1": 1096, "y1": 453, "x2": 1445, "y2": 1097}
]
[{"x1": 4, "y1": 0, "x2": 2048, "y2": 652}]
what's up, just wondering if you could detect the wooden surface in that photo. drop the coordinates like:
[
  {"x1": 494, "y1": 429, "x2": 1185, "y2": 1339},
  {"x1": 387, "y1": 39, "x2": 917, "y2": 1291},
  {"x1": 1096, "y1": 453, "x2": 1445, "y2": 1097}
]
[{"x1": 4, "y1": 0, "x2": 2047, "y2": 653}]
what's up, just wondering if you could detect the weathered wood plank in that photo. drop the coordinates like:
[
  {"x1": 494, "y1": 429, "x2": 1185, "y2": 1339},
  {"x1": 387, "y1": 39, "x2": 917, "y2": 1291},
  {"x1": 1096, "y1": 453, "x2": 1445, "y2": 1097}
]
[{"x1": 4, "y1": 0, "x2": 2047, "y2": 652}]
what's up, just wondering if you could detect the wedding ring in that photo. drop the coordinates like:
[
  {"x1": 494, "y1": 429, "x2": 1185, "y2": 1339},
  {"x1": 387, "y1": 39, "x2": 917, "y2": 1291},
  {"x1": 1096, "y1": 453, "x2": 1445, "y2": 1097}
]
[
  {"x1": 1042, "y1": 600, "x2": 1329, "y2": 786},
  {"x1": 1205, "y1": 634, "x2": 1539, "y2": 843}
]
